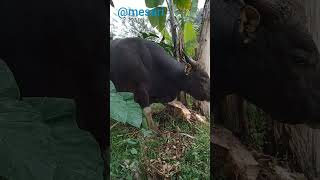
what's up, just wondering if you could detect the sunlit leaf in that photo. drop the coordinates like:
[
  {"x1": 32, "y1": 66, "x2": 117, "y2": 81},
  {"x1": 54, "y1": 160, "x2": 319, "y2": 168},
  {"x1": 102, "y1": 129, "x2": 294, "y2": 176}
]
[
  {"x1": 148, "y1": 7, "x2": 167, "y2": 32},
  {"x1": 173, "y1": 0, "x2": 192, "y2": 11},
  {"x1": 184, "y1": 22, "x2": 198, "y2": 57},
  {"x1": 139, "y1": 32, "x2": 159, "y2": 40},
  {"x1": 160, "y1": 28, "x2": 173, "y2": 46}
]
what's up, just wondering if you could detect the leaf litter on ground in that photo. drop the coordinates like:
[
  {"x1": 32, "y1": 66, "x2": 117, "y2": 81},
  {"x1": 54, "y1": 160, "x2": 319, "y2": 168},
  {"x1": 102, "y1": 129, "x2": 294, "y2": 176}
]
[{"x1": 111, "y1": 102, "x2": 210, "y2": 179}]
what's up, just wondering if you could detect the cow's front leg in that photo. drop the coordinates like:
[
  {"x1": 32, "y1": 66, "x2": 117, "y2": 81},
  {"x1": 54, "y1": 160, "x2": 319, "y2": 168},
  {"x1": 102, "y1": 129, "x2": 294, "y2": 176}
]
[
  {"x1": 143, "y1": 106, "x2": 156, "y2": 130},
  {"x1": 134, "y1": 85, "x2": 157, "y2": 130}
]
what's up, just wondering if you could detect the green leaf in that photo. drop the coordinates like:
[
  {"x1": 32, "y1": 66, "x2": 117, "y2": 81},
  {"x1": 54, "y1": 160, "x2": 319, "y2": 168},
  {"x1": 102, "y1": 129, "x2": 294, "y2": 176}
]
[
  {"x1": 141, "y1": 116, "x2": 148, "y2": 129},
  {"x1": 110, "y1": 81, "x2": 117, "y2": 93},
  {"x1": 118, "y1": 92, "x2": 135, "y2": 101},
  {"x1": 0, "y1": 51, "x2": 103, "y2": 180},
  {"x1": 173, "y1": 0, "x2": 192, "y2": 11},
  {"x1": 139, "y1": 32, "x2": 159, "y2": 40},
  {"x1": 189, "y1": 0, "x2": 199, "y2": 21},
  {"x1": 125, "y1": 139, "x2": 138, "y2": 145},
  {"x1": 184, "y1": 22, "x2": 198, "y2": 57},
  {"x1": 184, "y1": 22, "x2": 197, "y2": 44},
  {"x1": 110, "y1": 93, "x2": 128, "y2": 123},
  {"x1": 125, "y1": 100, "x2": 143, "y2": 128},
  {"x1": 110, "y1": 81, "x2": 143, "y2": 128},
  {"x1": 141, "y1": 128, "x2": 153, "y2": 137},
  {"x1": 0, "y1": 60, "x2": 20, "y2": 100},
  {"x1": 158, "y1": 41, "x2": 174, "y2": 57},
  {"x1": 130, "y1": 148, "x2": 138, "y2": 155},
  {"x1": 148, "y1": 7, "x2": 167, "y2": 32},
  {"x1": 126, "y1": 175, "x2": 133, "y2": 180},
  {"x1": 160, "y1": 28, "x2": 173, "y2": 46},
  {"x1": 0, "y1": 98, "x2": 103, "y2": 180},
  {"x1": 145, "y1": 0, "x2": 164, "y2": 8}
]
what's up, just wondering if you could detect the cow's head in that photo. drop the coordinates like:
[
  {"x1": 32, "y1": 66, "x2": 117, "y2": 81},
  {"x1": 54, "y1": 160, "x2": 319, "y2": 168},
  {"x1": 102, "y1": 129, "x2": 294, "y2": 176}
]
[
  {"x1": 183, "y1": 55, "x2": 210, "y2": 102},
  {"x1": 213, "y1": 0, "x2": 320, "y2": 126}
]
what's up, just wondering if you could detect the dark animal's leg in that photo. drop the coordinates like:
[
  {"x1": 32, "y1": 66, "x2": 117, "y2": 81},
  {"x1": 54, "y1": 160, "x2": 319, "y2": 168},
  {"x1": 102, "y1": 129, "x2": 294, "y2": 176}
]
[
  {"x1": 143, "y1": 106, "x2": 155, "y2": 130},
  {"x1": 134, "y1": 85, "x2": 156, "y2": 130}
]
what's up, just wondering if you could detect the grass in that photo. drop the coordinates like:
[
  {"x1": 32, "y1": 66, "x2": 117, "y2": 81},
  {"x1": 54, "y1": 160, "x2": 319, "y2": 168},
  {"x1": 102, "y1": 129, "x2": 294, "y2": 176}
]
[{"x1": 110, "y1": 103, "x2": 210, "y2": 179}]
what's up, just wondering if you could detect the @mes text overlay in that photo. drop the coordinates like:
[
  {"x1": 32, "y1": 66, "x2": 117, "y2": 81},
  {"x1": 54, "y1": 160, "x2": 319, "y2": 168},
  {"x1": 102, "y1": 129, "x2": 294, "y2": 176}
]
[{"x1": 117, "y1": 7, "x2": 166, "y2": 18}]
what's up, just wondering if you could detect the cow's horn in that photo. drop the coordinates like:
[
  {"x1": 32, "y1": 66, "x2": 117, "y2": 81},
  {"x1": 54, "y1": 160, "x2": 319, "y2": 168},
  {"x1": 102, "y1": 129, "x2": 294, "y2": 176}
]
[{"x1": 183, "y1": 51, "x2": 197, "y2": 67}]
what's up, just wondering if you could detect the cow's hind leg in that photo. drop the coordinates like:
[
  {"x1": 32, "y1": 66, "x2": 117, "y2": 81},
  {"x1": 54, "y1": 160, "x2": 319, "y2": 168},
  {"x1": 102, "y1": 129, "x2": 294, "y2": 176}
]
[{"x1": 134, "y1": 85, "x2": 156, "y2": 130}]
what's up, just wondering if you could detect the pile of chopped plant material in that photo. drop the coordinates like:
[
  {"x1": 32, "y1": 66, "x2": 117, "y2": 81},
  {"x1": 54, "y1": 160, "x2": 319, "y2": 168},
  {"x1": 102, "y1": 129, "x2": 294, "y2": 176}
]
[
  {"x1": 141, "y1": 128, "x2": 194, "y2": 179},
  {"x1": 140, "y1": 102, "x2": 209, "y2": 179}
]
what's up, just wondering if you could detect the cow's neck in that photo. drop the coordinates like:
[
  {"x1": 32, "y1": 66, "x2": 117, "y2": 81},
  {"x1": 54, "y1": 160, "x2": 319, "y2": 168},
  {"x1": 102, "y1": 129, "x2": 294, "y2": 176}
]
[{"x1": 179, "y1": 74, "x2": 193, "y2": 92}]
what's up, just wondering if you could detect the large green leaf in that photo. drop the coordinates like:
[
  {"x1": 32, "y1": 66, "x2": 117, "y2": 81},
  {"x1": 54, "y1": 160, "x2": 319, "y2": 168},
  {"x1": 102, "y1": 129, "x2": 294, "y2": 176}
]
[
  {"x1": 23, "y1": 98, "x2": 104, "y2": 180},
  {"x1": 160, "y1": 28, "x2": 173, "y2": 46},
  {"x1": 110, "y1": 81, "x2": 116, "y2": 93},
  {"x1": 0, "y1": 59, "x2": 103, "y2": 180},
  {"x1": 173, "y1": 0, "x2": 192, "y2": 11},
  {"x1": 148, "y1": 7, "x2": 167, "y2": 32},
  {"x1": 189, "y1": 0, "x2": 198, "y2": 21},
  {"x1": 0, "y1": 99, "x2": 103, "y2": 180},
  {"x1": 110, "y1": 81, "x2": 143, "y2": 128},
  {"x1": 0, "y1": 60, "x2": 20, "y2": 100},
  {"x1": 139, "y1": 32, "x2": 160, "y2": 41},
  {"x1": 158, "y1": 41, "x2": 174, "y2": 57},
  {"x1": 184, "y1": 22, "x2": 198, "y2": 57},
  {"x1": 145, "y1": 0, "x2": 164, "y2": 8}
]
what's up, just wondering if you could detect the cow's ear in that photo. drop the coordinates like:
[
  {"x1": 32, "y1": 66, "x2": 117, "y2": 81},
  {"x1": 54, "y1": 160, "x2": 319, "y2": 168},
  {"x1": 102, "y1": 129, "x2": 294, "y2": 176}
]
[{"x1": 239, "y1": 5, "x2": 260, "y2": 44}]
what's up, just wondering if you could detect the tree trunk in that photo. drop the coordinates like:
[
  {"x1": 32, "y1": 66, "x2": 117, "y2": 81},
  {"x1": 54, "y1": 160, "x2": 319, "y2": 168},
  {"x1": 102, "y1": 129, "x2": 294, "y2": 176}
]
[
  {"x1": 167, "y1": 0, "x2": 189, "y2": 105},
  {"x1": 220, "y1": 95, "x2": 249, "y2": 136},
  {"x1": 273, "y1": 0, "x2": 320, "y2": 179},
  {"x1": 167, "y1": 0, "x2": 178, "y2": 59},
  {"x1": 195, "y1": 0, "x2": 210, "y2": 117}
]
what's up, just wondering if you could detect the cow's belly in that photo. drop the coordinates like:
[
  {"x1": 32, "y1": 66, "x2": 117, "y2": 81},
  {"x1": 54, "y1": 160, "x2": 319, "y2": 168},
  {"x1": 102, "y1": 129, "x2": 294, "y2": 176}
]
[
  {"x1": 150, "y1": 96, "x2": 176, "y2": 104},
  {"x1": 110, "y1": 78, "x2": 136, "y2": 93},
  {"x1": 149, "y1": 89, "x2": 178, "y2": 104}
]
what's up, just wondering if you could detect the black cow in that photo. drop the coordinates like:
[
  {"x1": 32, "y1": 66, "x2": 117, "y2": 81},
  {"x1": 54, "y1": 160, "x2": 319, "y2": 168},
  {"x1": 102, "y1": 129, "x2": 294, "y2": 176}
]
[
  {"x1": 213, "y1": 0, "x2": 320, "y2": 127},
  {"x1": 0, "y1": 0, "x2": 108, "y2": 177},
  {"x1": 110, "y1": 37, "x2": 210, "y2": 129}
]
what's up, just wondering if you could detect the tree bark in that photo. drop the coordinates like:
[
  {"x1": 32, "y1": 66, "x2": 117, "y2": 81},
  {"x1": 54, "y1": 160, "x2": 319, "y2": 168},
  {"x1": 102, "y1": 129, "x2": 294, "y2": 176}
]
[
  {"x1": 220, "y1": 95, "x2": 248, "y2": 136},
  {"x1": 166, "y1": 0, "x2": 178, "y2": 58},
  {"x1": 195, "y1": 0, "x2": 211, "y2": 117},
  {"x1": 273, "y1": 0, "x2": 320, "y2": 179}
]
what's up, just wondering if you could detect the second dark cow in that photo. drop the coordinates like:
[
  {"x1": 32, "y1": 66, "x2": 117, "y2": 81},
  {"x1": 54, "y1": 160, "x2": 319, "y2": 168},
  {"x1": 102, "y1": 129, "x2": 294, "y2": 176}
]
[
  {"x1": 213, "y1": 0, "x2": 320, "y2": 127},
  {"x1": 110, "y1": 37, "x2": 210, "y2": 129}
]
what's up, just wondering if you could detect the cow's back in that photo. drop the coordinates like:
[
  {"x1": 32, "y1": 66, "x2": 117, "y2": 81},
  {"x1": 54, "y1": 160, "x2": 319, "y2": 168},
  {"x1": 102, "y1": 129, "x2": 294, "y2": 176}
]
[{"x1": 110, "y1": 38, "x2": 153, "y2": 93}]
